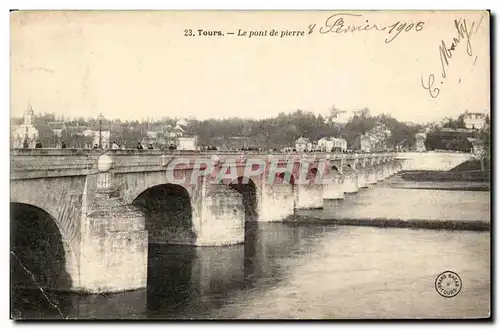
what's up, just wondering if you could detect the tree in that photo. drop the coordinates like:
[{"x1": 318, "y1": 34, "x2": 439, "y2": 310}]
[{"x1": 442, "y1": 114, "x2": 465, "y2": 129}]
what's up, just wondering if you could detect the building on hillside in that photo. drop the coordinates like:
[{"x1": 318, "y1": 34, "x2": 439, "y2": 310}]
[
  {"x1": 172, "y1": 124, "x2": 185, "y2": 136},
  {"x1": 164, "y1": 124, "x2": 185, "y2": 139},
  {"x1": 176, "y1": 118, "x2": 188, "y2": 127},
  {"x1": 317, "y1": 137, "x2": 330, "y2": 151},
  {"x1": 177, "y1": 136, "x2": 198, "y2": 151},
  {"x1": 142, "y1": 120, "x2": 191, "y2": 149},
  {"x1": 11, "y1": 105, "x2": 39, "y2": 148},
  {"x1": 66, "y1": 124, "x2": 92, "y2": 148},
  {"x1": 295, "y1": 136, "x2": 311, "y2": 152},
  {"x1": 318, "y1": 137, "x2": 347, "y2": 152},
  {"x1": 48, "y1": 121, "x2": 67, "y2": 137},
  {"x1": 415, "y1": 132, "x2": 427, "y2": 152},
  {"x1": 464, "y1": 111, "x2": 487, "y2": 130},
  {"x1": 145, "y1": 130, "x2": 164, "y2": 146},
  {"x1": 96, "y1": 131, "x2": 110, "y2": 149},
  {"x1": 79, "y1": 128, "x2": 110, "y2": 148},
  {"x1": 360, "y1": 123, "x2": 392, "y2": 152}
]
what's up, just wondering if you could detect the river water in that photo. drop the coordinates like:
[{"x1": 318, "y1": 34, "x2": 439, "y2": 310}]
[{"x1": 11, "y1": 181, "x2": 490, "y2": 319}]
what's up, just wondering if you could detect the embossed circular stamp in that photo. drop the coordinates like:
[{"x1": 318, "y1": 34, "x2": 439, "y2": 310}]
[{"x1": 435, "y1": 271, "x2": 462, "y2": 298}]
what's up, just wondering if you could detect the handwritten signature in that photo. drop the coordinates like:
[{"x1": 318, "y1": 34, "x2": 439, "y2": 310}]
[
  {"x1": 308, "y1": 13, "x2": 425, "y2": 44},
  {"x1": 421, "y1": 16, "x2": 484, "y2": 99}
]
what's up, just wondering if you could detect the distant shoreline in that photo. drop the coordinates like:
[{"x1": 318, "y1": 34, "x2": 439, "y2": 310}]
[
  {"x1": 400, "y1": 170, "x2": 490, "y2": 184},
  {"x1": 399, "y1": 159, "x2": 490, "y2": 184},
  {"x1": 283, "y1": 215, "x2": 490, "y2": 232}
]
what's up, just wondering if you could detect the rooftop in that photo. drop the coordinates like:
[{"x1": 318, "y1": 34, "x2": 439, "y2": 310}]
[
  {"x1": 48, "y1": 122, "x2": 66, "y2": 130},
  {"x1": 296, "y1": 137, "x2": 310, "y2": 143}
]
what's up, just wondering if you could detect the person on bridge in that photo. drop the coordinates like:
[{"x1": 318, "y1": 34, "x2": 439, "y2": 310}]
[
  {"x1": 93, "y1": 144, "x2": 99, "y2": 149},
  {"x1": 112, "y1": 141, "x2": 120, "y2": 150},
  {"x1": 148, "y1": 143, "x2": 154, "y2": 150},
  {"x1": 61, "y1": 142, "x2": 67, "y2": 149},
  {"x1": 22, "y1": 139, "x2": 29, "y2": 149},
  {"x1": 35, "y1": 140, "x2": 42, "y2": 148},
  {"x1": 137, "y1": 142, "x2": 144, "y2": 150}
]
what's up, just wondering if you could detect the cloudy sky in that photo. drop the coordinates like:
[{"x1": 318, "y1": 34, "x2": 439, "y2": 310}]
[{"x1": 11, "y1": 10, "x2": 490, "y2": 123}]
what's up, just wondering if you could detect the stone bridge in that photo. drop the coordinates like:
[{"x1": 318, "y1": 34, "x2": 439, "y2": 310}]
[{"x1": 10, "y1": 149, "x2": 471, "y2": 294}]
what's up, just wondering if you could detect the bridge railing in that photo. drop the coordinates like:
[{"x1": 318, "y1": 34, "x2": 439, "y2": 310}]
[
  {"x1": 10, "y1": 148, "x2": 397, "y2": 157},
  {"x1": 10, "y1": 148, "x2": 398, "y2": 178},
  {"x1": 10, "y1": 149, "x2": 100, "y2": 178}
]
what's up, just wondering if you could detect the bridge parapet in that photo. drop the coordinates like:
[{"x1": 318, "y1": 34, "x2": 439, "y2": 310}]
[
  {"x1": 10, "y1": 148, "x2": 399, "y2": 180},
  {"x1": 10, "y1": 150, "x2": 99, "y2": 179}
]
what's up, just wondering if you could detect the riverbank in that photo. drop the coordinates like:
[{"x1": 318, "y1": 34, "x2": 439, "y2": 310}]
[
  {"x1": 290, "y1": 180, "x2": 490, "y2": 231},
  {"x1": 283, "y1": 215, "x2": 490, "y2": 232},
  {"x1": 401, "y1": 170, "x2": 490, "y2": 183},
  {"x1": 377, "y1": 175, "x2": 490, "y2": 191},
  {"x1": 400, "y1": 160, "x2": 490, "y2": 183}
]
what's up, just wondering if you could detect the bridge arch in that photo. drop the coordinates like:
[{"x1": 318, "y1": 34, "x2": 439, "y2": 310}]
[
  {"x1": 276, "y1": 171, "x2": 296, "y2": 185},
  {"x1": 132, "y1": 183, "x2": 196, "y2": 245},
  {"x1": 307, "y1": 167, "x2": 319, "y2": 183},
  {"x1": 10, "y1": 202, "x2": 75, "y2": 291},
  {"x1": 228, "y1": 177, "x2": 258, "y2": 222},
  {"x1": 344, "y1": 163, "x2": 357, "y2": 172}
]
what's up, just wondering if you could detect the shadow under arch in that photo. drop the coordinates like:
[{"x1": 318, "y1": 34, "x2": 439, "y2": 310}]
[
  {"x1": 276, "y1": 172, "x2": 296, "y2": 185},
  {"x1": 10, "y1": 202, "x2": 72, "y2": 291},
  {"x1": 345, "y1": 163, "x2": 356, "y2": 173},
  {"x1": 307, "y1": 167, "x2": 319, "y2": 183},
  {"x1": 229, "y1": 177, "x2": 258, "y2": 222},
  {"x1": 10, "y1": 202, "x2": 73, "y2": 318},
  {"x1": 132, "y1": 184, "x2": 197, "y2": 314},
  {"x1": 132, "y1": 183, "x2": 195, "y2": 245}
]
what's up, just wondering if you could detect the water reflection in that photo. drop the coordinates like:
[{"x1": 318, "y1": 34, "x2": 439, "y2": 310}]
[
  {"x1": 146, "y1": 222, "x2": 329, "y2": 319},
  {"x1": 11, "y1": 288, "x2": 147, "y2": 320},
  {"x1": 12, "y1": 222, "x2": 329, "y2": 319}
]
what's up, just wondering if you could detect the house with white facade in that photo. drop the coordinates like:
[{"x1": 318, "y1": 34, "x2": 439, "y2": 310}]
[
  {"x1": 295, "y1": 136, "x2": 312, "y2": 152},
  {"x1": 464, "y1": 111, "x2": 487, "y2": 130},
  {"x1": 177, "y1": 136, "x2": 198, "y2": 151},
  {"x1": 318, "y1": 137, "x2": 348, "y2": 152}
]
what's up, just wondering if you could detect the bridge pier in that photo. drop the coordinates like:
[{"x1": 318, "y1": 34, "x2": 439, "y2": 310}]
[
  {"x1": 393, "y1": 161, "x2": 402, "y2": 175},
  {"x1": 386, "y1": 162, "x2": 394, "y2": 177},
  {"x1": 382, "y1": 164, "x2": 388, "y2": 180},
  {"x1": 259, "y1": 183, "x2": 295, "y2": 221},
  {"x1": 376, "y1": 165, "x2": 385, "y2": 181},
  {"x1": 294, "y1": 184, "x2": 324, "y2": 210},
  {"x1": 197, "y1": 182, "x2": 246, "y2": 246},
  {"x1": 366, "y1": 167, "x2": 377, "y2": 185},
  {"x1": 357, "y1": 168, "x2": 369, "y2": 189},
  {"x1": 323, "y1": 174, "x2": 345, "y2": 200},
  {"x1": 79, "y1": 167, "x2": 149, "y2": 293},
  {"x1": 343, "y1": 170, "x2": 359, "y2": 194},
  {"x1": 393, "y1": 161, "x2": 398, "y2": 175}
]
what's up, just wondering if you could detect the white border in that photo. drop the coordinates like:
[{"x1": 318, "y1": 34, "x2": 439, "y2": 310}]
[{"x1": 1, "y1": 1, "x2": 498, "y2": 328}]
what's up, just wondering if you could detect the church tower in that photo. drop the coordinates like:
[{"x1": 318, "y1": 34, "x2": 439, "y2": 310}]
[{"x1": 23, "y1": 104, "x2": 35, "y2": 126}]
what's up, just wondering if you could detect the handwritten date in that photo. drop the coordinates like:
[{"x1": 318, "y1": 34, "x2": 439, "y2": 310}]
[{"x1": 309, "y1": 13, "x2": 424, "y2": 44}]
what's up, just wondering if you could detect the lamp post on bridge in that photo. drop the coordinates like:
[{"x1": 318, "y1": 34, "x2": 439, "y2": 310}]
[{"x1": 98, "y1": 113, "x2": 104, "y2": 149}]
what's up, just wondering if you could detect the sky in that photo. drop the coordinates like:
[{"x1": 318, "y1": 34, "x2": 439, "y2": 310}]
[{"x1": 10, "y1": 10, "x2": 490, "y2": 124}]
